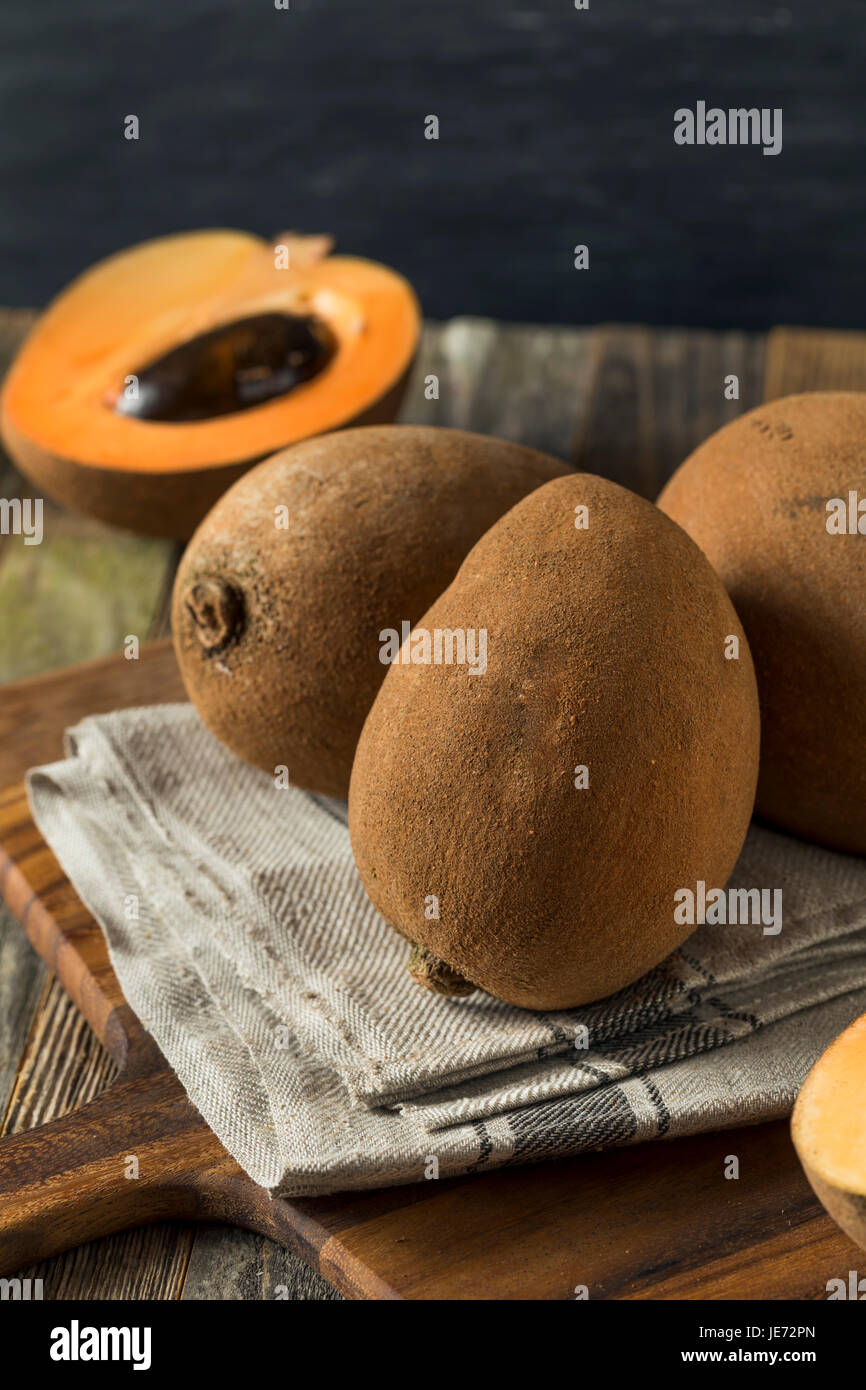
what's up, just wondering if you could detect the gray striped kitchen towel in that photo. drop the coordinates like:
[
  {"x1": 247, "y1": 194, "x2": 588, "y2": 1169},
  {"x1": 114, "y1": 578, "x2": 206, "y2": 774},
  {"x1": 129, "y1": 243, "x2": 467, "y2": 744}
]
[{"x1": 26, "y1": 703, "x2": 866, "y2": 1196}]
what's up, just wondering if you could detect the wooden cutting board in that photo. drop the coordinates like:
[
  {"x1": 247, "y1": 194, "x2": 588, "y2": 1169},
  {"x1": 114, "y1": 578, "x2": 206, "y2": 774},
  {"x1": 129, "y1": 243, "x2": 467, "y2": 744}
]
[{"x1": 0, "y1": 640, "x2": 859, "y2": 1299}]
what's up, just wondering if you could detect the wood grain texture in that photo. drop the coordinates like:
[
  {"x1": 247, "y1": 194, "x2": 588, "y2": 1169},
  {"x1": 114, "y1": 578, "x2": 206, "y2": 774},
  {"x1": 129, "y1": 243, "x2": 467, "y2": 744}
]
[
  {"x1": 315, "y1": 1119, "x2": 849, "y2": 1301},
  {"x1": 0, "y1": 894, "x2": 45, "y2": 1118},
  {"x1": 421, "y1": 318, "x2": 597, "y2": 460},
  {"x1": 179, "y1": 1225, "x2": 343, "y2": 1302},
  {"x1": 0, "y1": 639, "x2": 183, "y2": 788},
  {"x1": 575, "y1": 326, "x2": 767, "y2": 496},
  {"x1": 764, "y1": 326, "x2": 866, "y2": 398},
  {"x1": 0, "y1": 975, "x2": 194, "y2": 1301},
  {"x1": 0, "y1": 511, "x2": 174, "y2": 684},
  {"x1": 0, "y1": 304, "x2": 51, "y2": 1241}
]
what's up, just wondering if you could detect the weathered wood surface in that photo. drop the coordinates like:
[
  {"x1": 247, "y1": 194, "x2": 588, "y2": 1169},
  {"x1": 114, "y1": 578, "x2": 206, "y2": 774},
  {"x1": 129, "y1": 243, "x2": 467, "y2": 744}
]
[
  {"x1": 0, "y1": 761, "x2": 861, "y2": 1289},
  {"x1": 0, "y1": 774, "x2": 857, "y2": 1299},
  {"x1": 0, "y1": 309, "x2": 863, "y2": 1298}
]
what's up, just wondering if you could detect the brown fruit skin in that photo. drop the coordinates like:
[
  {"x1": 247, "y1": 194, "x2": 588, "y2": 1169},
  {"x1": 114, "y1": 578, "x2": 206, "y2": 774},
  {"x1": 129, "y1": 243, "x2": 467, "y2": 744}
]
[
  {"x1": 658, "y1": 393, "x2": 866, "y2": 853},
  {"x1": 348, "y1": 472, "x2": 759, "y2": 1011},
  {"x1": 799, "y1": 1168, "x2": 866, "y2": 1256},
  {"x1": 172, "y1": 425, "x2": 571, "y2": 798}
]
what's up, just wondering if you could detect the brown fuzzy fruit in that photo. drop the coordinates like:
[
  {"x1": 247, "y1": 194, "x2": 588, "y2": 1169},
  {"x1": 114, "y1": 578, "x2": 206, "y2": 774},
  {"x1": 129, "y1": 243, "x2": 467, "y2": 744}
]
[
  {"x1": 348, "y1": 472, "x2": 760, "y2": 1010},
  {"x1": 172, "y1": 425, "x2": 571, "y2": 797},
  {"x1": 658, "y1": 392, "x2": 866, "y2": 853},
  {"x1": 792, "y1": 1012, "x2": 866, "y2": 1253}
]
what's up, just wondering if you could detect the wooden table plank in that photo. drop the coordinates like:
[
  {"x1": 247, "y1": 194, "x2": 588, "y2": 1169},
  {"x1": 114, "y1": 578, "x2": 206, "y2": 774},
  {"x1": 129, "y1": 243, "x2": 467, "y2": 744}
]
[
  {"x1": 574, "y1": 326, "x2": 767, "y2": 496},
  {"x1": 180, "y1": 1226, "x2": 343, "y2": 1302},
  {"x1": 0, "y1": 310, "x2": 49, "y2": 1159},
  {"x1": 764, "y1": 326, "x2": 866, "y2": 398},
  {"x1": 424, "y1": 317, "x2": 598, "y2": 460},
  {"x1": 0, "y1": 639, "x2": 182, "y2": 787},
  {"x1": 0, "y1": 509, "x2": 176, "y2": 685},
  {"x1": 315, "y1": 1118, "x2": 850, "y2": 1301},
  {"x1": 0, "y1": 900, "x2": 46, "y2": 1123}
]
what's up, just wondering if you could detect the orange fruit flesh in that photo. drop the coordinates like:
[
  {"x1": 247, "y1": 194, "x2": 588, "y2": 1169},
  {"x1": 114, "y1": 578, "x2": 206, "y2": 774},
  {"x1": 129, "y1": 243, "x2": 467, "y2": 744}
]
[
  {"x1": 793, "y1": 1012, "x2": 866, "y2": 1198},
  {"x1": 1, "y1": 230, "x2": 420, "y2": 472}
]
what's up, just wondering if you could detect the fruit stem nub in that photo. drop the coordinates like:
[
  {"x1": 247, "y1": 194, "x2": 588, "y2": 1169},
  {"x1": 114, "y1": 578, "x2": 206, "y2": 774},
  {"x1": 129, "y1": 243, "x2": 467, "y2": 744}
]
[
  {"x1": 407, "y1": 943, "x2": 476, "y2": 998},
  {"x1": 185, "y1": 580, "x2": 245, "y2": 655}
]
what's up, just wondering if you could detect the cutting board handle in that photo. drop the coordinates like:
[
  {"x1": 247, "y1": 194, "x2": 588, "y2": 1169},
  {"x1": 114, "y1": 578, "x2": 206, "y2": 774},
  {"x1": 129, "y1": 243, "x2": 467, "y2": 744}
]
[{"x1": 0, "y1": 1061, "x2": 218, "y2": 1275}]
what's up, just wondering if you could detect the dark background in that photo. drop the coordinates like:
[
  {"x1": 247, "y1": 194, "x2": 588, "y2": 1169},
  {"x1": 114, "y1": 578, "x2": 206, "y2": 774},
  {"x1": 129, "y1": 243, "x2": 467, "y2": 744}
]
[{"x1": 1, "y1": 0, "x2": 863, "y2": 328}]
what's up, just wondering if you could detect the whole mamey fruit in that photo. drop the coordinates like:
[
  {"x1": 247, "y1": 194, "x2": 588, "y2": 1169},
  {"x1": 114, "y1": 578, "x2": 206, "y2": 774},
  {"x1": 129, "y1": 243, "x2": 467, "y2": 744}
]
[
  {"x1": 172, "y1": 425, "x2": 570, "y2": 797},
  {"x1": 792, "y1": 1012, "x2": 866, "y2": 1253},
  {"x1": 658, "y1": 392, "x2": 866, "y2": 853},
  {"x1": 348, "y1": 472, "x2": 759, "y2": 1010}
]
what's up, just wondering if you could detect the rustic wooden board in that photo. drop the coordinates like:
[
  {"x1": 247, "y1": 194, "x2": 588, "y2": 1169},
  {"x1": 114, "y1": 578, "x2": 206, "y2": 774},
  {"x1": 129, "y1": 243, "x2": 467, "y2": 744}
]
[
  {"x1": 0, "y1": 723, "x2": 857, "y2": 1299},
  {"x1": 1, "y1": 314, "x2": 865, "y2": 1298}
]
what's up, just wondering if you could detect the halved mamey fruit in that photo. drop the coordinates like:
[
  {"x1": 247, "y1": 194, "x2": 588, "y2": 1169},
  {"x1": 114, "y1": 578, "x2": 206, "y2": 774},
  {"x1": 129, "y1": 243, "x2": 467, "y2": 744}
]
[
  {"x1": 1, "y1": 230, "x2": 420, "y2": 537},
  {"x1": 172, "y1": 425, "x2": 572, "y2": 799},
  {"x1": 792, "y1": 1012, "x2": 866, "y2": 1252}
]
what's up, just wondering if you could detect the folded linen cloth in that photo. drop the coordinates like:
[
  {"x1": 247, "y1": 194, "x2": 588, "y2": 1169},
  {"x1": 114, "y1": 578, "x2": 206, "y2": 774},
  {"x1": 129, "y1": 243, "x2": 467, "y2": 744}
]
[{"x1": 27, "y1": 704, "x2": 866, "y2": 1196}]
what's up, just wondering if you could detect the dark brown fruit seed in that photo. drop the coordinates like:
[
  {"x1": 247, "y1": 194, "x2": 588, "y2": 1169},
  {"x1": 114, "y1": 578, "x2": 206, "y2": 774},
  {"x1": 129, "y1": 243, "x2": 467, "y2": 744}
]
[{"x1": 116, "y1": 313, "x2": 336, "y2": 422}]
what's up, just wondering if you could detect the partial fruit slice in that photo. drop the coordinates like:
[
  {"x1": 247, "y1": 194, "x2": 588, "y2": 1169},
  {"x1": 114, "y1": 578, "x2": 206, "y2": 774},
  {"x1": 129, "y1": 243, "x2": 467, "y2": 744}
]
[
  {"x1": 792, "y1": 1013, "x2": 866, "y2": 1251},
  {"x1": 1, "y1": 230, "x2": 420, "y2": 537}
]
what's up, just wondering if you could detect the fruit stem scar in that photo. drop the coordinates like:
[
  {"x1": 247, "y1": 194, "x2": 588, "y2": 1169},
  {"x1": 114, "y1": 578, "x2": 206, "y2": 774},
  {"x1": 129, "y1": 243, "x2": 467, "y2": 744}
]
[
  {"x1": 185, "y1": 580, "x2": 245, "y2": 655},
  {"x1": 407, "y1": 942, "x2": 476, "y2": 997}
]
